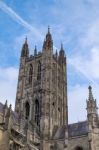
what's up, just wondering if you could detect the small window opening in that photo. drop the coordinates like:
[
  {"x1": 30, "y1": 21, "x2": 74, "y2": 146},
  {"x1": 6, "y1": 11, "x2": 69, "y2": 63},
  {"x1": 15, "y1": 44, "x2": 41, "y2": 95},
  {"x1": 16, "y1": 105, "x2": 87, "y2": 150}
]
[
  {"x1": 35, "y1": 100, "x2": 40, "y2": 126},
  {"x1": 37, "y1": 61, "x2": 41, "y2": 80},
  {"x1": 25, "y1": 102, "x2": 30, "y2": 119},
  {"x1": 29, "y1": 64, "x2": 33, "y2": 84}
]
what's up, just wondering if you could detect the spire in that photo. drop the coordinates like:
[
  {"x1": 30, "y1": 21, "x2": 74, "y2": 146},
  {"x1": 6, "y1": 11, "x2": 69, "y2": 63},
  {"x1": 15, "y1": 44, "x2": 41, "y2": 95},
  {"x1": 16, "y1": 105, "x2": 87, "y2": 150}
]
[
  {"x1": 25, "y1": 36, "x2": 27, "y2": 44},
  {"x1": 59, "y1": 43, "x2": 65, "y2": 64},
  {"x1": 6, "y1": 104, "x2": 12, "y2": 117},
  {"x1": 88, "y1": 86, "x2": 94, "y2": 101},
  {"x1": 43, "y1": 27, "x2": 53, "y2": 51},
  {"x1": 48, "y1": 25, "x2": 50, "y2": 34},
  {"x1": 61, "y1": 42, "x2": 64, "y2": 51},
  {"x1": 46, "y1": 26, "x2": 52, "y2": 40},
  {"x1": 87, "y1": 86, "x2": 98, "y2": 128},
  {"x1": 34, "y1": 45, "x2": 37, "y2": 56},
  {"x1": 4, "y1": 100, "x2": 8, "y2": 108},
  {"x1": 21, "y1": 37, "x2": 29, "y2": 57}
]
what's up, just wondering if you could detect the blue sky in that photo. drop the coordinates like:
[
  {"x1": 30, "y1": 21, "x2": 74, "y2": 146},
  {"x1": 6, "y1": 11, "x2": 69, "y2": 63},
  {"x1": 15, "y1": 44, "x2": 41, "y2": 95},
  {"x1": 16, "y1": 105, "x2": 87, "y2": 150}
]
[{"x1": 0, "y1": 0, "x2": 99, "y2": 123}]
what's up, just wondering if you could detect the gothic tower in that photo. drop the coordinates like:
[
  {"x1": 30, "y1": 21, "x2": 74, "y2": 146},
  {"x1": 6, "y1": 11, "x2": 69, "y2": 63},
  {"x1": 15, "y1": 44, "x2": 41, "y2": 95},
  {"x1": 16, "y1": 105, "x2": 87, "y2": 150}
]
[
  {"x1": 15, "y1": 28, "x2": 68, "y2": 150},
  {"x1": 87, "y1": 86, "x2": 99, "y2": 150}
]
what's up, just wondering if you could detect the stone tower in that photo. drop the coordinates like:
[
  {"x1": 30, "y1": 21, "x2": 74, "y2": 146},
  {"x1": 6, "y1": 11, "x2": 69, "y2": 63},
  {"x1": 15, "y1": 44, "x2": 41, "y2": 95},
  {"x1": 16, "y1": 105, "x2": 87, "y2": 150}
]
[
  {"x1": 15, "y1": 28, "x2": 68, "y2": 150},
  {"x1": 87, "y1": 86, "x2": 99, "y2": 150}
]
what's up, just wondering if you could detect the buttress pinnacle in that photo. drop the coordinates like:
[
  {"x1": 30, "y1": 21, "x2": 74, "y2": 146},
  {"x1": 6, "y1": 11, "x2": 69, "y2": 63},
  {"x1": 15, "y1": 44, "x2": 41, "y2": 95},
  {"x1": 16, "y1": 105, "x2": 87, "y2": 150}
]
[
  {"x1": 21, "y1": 36, "x2": 29, "y2": 57},
  {"x1": 25, "y1": 36, "x2": 27, "y2": 44},
  {"x1": 88, "y1": 86, "x2": 94, "y2": 101},
  {"x1": 48, "y1": 25, "x2": 50, "y2": 34}
]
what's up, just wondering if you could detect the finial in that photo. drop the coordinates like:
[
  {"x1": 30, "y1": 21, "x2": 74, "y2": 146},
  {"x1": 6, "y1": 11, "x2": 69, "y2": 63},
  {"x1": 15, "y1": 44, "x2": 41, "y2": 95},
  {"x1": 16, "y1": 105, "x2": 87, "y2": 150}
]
[
  {"x1": 88, "y1": 85, "x2": 92, "y2": 90},
  {"x1": 25, "y1": 36, "x2": 27, "y2": 44},
  {"x1": 35, "y1": 45, "x2": 37, "y2": 50},
  {"x1": 88, "y1": 86, "x2": 94, "y2": 101},
  {"x1": 48, "y1": 25, "x2": 50, "y2": 33},
  {"x1": 3, "y1": 100, "x2": 8, "y2": 109},
  {"x1": 34, "y1": 45, "x2": 37, "y2": 55},
  {"x1": 61, "y1": 42, "x2": 64, "y2": 50}
]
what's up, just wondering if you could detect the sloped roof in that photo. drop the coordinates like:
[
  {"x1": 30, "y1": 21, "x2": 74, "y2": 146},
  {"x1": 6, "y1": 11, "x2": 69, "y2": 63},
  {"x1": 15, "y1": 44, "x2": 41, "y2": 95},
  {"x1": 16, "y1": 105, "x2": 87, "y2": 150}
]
[
  {"x1": 53, "y1": 125, "x2": 66, "y2": 140},
  {"x1": 12, "y1": 111, "x2": 19, "y2": 124},
  {"x1": 0, "y1": 102, "x2": 88, "y2": 139},
  {"x1": 68, "y1": 121, "x2": 88, "y2": 137},
  {"x1": 54, "y1": 121, "x2": 88, "y2": 140}
]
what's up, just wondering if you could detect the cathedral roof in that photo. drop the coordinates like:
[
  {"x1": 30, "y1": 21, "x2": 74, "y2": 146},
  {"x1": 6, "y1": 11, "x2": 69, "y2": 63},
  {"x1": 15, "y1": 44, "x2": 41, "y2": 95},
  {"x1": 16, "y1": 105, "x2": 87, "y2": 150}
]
[
  {"x1": 12, "y1": 111, "x2": 19, "y2": 124},
  {"x1": 68, "y1": 121, "x2": 88, "y2": 138},
  {"x1": 0, "y1": 103, "x2": 88, "y2": 139},
  {"x1": 53, "y1": 121, "x2": 88, "y2": 140}
]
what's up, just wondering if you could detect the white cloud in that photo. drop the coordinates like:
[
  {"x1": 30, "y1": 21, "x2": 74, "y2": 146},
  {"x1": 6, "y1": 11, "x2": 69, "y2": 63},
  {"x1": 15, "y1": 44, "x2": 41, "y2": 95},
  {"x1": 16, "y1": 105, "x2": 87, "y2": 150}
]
[
  {"x1": 1, "y1": 0, "x2": 99, "y2": 124},
  {"x1": 69, "y1": 47, "x2": 99, "y2": 81},
  {"x1": 0, "y1": 67, "x2": 18, "y2": 109},
  {"x1": 68, "y1": 84, "x2": 99, "y2": 123},
  {"x1": 80, "y1": 20, "x2": 99, "y2": 48}
]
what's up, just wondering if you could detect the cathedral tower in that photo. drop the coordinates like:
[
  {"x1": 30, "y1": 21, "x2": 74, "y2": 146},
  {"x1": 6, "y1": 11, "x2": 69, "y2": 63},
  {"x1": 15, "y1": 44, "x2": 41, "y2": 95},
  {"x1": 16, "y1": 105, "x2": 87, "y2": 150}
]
[
  {"x1": 15, "y1": 28, "x2": 68, "y2": 150},
  {"x1": 87, "y1": 86, "x2": 99, "y2": 150}
]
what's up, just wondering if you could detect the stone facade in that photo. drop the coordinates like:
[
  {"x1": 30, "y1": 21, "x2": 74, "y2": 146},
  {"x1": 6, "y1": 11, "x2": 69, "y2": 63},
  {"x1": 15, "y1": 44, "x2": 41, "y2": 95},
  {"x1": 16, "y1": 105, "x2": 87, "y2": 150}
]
[{"x1": 0, "y1": 28, "x2": 99, "y2": 150}]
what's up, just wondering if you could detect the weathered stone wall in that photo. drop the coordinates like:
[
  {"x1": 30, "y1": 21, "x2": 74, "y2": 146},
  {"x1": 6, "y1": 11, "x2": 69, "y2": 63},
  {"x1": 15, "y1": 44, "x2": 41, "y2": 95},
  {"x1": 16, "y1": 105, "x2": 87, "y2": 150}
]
[
  {"x1": 0, "y1": 129, "x2": 9, "y2": 150},
  {"x1": 68, "y1": 135, "x2": 89, "y2": 150}
]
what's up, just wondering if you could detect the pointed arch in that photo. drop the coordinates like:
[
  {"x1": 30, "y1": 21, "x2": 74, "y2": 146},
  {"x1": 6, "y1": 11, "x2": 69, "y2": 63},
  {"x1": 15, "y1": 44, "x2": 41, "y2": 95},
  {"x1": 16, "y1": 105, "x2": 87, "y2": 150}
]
[
  {"x1": 37, "y1": 61, "x2": 41, "y2": 80},
  {"x1": 25, "y1": 101, "x2": 30, "y2": 119},
  {"x1": 29, "y1": 64, "x2": 33, "y2": 84}
]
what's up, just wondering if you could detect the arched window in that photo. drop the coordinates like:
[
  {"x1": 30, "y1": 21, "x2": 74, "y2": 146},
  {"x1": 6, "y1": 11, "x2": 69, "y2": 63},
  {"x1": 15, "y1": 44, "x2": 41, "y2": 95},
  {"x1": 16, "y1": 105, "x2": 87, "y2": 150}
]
[
  {"x1": 35, "y1": 99, "x2": 40, "y2": 127},
  {"x1": 75, "y1": 146, "x2": 83, "y2": 150},
  {"x1": 25, "y1": 102, "x2": 30, "y2": 119},
  {"x1": 29, "y1": 64, "x2": 33, "y2": 84},
  {"x1": 37, "y1": 61, "x2": 41, "y2": 80}
]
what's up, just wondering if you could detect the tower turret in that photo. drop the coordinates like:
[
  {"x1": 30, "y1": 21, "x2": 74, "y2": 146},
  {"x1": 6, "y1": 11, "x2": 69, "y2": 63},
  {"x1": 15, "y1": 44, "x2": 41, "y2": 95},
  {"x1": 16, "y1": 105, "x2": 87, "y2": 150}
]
[
  {"x1": 15, "y1": 37, "x2": 29, "y2": 113},
  {"x1": 3, "y1": 100, "x2": 8, "y2": 123},
  {"x1": 59, "y1": 43, "x2": 65, "y2": 64},
  {"x1": 34, "y1": 45, "x2": 37, "y2": 56},
  {"x1": 87, "y1": 86, "x2": 98, "y2": 129},
  {"x1": 21, "y1": 37, "x2": 29, "y2": 57},
  {"x1": 60, "y1": 43, "x2": 64, "y2": 55},
  {"x1": 43, "y1": 27, "x2": 53, "y2": 51},
  {"x1": 5, "y1": 104, "x2": 12, "y2": 130}
]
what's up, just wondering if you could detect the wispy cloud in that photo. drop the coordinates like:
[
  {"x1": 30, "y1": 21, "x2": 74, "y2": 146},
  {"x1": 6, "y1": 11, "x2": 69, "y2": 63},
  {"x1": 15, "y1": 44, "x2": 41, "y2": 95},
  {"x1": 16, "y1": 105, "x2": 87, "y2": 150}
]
[
  {"x1": 0, "y1": 1, "x2": 43, "y2": 39},
  {"x1": 1, "y1": 0, "x2": 99, "y2": 123},
  {"x1": 0, "y1": 1, "x2": 95, "y2": 83}
]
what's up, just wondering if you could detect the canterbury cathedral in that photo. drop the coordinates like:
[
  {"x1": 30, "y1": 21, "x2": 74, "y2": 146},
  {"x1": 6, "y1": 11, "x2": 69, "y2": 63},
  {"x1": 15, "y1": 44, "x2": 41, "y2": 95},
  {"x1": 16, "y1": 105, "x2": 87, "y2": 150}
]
[{"x1": 0, "y1": 28, "x2": 99, "y2": 150}]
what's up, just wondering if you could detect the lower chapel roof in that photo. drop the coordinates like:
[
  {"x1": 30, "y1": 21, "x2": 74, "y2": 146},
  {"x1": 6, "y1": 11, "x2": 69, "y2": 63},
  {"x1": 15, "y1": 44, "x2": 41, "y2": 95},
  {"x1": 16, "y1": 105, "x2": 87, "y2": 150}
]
[{"x1": 0, "y1": 102, "x2": 88, "y2": 138}]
